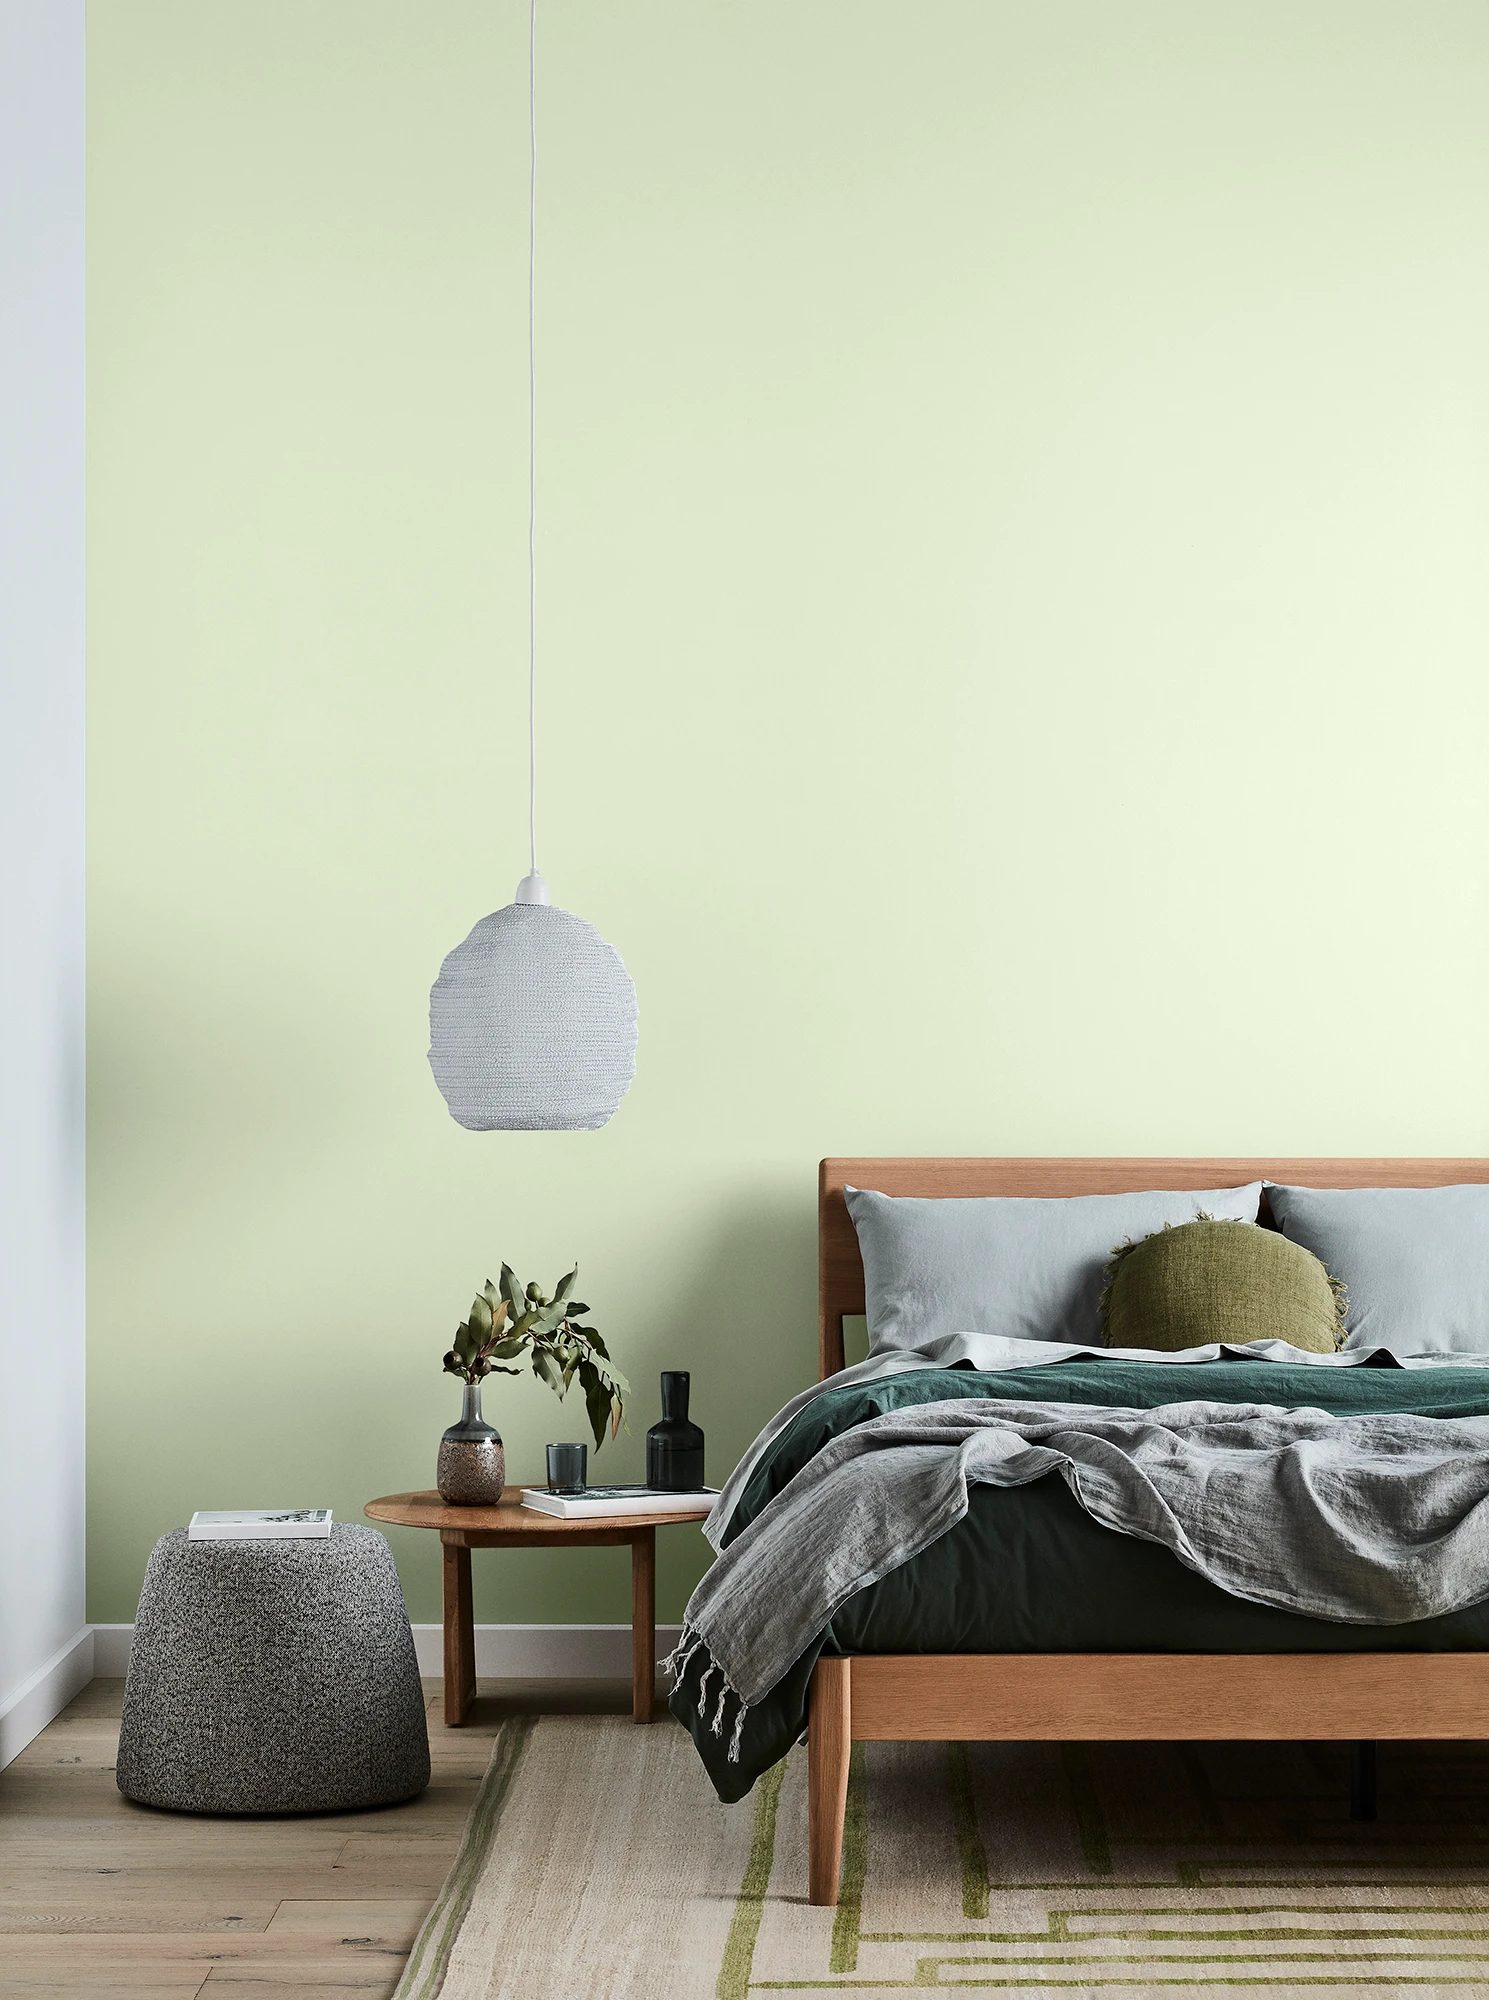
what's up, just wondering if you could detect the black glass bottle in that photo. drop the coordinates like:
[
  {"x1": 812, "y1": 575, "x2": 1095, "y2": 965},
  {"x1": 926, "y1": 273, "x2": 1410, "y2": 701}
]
[{"x1": 646, "y1": 1371, "x2": 705, "y2": 1491}]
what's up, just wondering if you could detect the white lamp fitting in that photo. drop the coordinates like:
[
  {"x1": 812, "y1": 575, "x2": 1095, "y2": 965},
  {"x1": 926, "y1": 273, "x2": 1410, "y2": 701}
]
[{"x1": 426, "y1": 0, "x2": 637, "y2": 1134}]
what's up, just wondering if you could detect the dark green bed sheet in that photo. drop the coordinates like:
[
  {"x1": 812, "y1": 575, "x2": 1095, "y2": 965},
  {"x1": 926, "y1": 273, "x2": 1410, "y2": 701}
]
[{"x1": 672, "y1": 1358, "x2": 1489, "y2": 1801}]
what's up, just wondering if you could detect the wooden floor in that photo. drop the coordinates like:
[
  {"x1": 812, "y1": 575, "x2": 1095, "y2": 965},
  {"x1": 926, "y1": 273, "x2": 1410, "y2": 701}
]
[{"x1": 0, "y1": 1675, "x2": 644, "y2": 2000}]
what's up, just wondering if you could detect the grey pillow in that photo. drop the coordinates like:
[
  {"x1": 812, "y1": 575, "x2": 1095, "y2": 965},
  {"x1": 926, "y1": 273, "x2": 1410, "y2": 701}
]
[
  {"x1": 845, "y1": 1183, "x2": 1264, "y2": 1354},
  {"x1": 1265, "y1": 1183, "x2": 1489, "y2": 1355}
]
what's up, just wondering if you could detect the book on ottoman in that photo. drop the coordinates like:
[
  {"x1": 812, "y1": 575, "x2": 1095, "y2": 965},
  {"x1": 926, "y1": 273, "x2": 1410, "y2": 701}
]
[{"x1": 187, "y1": 1508, "x2": 333, "y2": 1541}]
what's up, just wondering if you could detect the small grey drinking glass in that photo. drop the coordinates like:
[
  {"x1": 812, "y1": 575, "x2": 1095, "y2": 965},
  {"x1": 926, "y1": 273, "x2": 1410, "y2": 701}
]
[{"x1": 546, "y1": 1442, "x2": 587, "y2": 1493}]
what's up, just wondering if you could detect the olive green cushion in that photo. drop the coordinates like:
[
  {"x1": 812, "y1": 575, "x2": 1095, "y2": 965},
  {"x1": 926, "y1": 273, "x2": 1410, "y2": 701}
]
[{"x1": 1101, "y1": 1218, "x2": 1345, "y2": 1354}]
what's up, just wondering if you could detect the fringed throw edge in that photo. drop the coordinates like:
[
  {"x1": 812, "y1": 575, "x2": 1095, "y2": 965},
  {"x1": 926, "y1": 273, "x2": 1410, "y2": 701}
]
[{"x1": 662, "y1": 1621, "x2": 750, "y2": 1763}]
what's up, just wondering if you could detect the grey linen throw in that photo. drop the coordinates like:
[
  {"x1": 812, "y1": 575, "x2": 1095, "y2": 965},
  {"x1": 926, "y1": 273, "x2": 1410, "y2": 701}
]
[{"x1": 670, "y1": 1397, "x2": 1489, "y2": 1761}]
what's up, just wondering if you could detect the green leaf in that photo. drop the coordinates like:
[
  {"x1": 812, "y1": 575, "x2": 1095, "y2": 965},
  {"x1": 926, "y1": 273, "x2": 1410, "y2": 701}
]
[
  {"x1": 500, "y1": 1264, "x2": 525, "y2": 1314},
  {"x1": 469, "y1": 1295, "x2": 494, "y2": 1339},
  {"x1": 554, "y1": 1266, "x2": 578, "y2": 1304},
  {"x1": 567, "y1": 1302, "x2": 589, "y2": 1318},
  {"x1": 584, "y1": 1371, "x2": 610, "y2": 1450},
  {"x1": 610, "y1": 1393, "x2": 624, "y2": 1440},
  {"x1": 532, "y1": 1346, "x2": 564, "y2": 1395},
  {"x1": 453, "y1": 1322, "x2": 479, "y2": 1366},
  {"x1": 490, "y1": 1336, "x2": 527, "y2": 1360},
  {"x1": 483, "y1": 1279, "x2": 502, "y2": 1312}
]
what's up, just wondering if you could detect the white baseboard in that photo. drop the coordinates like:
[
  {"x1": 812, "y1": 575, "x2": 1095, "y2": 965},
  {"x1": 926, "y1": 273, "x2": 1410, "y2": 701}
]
[
  {"x1": 0, "y1": 1626, "x2": 95, "y2": 1770},
  {"x1": 5, "y1": 1620, "x2": 689, "y2": 1767},
  {"x1": 91, "y1": 1625, "x2": 135, "y2": 1676},
  {"x1": 412, "y1": 1622, "x2": 686, "y2": 1679},
  {"x1": 90, "y1": 1622, "x2": 684, "y2": 1682}
]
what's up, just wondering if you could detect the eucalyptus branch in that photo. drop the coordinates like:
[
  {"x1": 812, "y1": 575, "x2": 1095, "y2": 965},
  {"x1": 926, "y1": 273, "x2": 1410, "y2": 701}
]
[{"x1": 440, "y1": 1263, "x2": 627, "y2": 1451}]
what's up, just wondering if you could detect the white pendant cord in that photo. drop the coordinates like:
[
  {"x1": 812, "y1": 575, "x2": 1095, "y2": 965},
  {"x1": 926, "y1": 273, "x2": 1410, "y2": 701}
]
[
  {"x1": 515, "y1": 0, "x2": 547, "y2": 906},
  {"x1": 527, "y1": 0, "x2": 538, "y2": 881}
]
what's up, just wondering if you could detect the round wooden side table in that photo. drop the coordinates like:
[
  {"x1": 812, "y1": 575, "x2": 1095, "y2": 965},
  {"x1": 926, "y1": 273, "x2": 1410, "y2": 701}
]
[{"x1": 364, "y1": 1488, "x2": 712, "y2": 1725}]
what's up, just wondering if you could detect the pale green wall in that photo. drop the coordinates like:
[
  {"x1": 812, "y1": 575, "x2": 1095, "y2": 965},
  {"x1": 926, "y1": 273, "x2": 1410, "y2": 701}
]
[{"x1": 87, "y1": 0, "x2": 1489, "y2": 1625}]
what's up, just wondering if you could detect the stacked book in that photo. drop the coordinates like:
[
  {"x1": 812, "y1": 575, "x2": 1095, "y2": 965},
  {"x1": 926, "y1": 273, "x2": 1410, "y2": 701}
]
[{"x1": 519, "y1": 1485, "x2": 717, "y2": 1521}]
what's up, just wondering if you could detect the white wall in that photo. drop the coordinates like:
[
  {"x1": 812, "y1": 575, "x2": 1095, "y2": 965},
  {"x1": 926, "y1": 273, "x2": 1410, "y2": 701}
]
[{"x1": 0, "y1": 0, "x2": 89, "y2": 1767}]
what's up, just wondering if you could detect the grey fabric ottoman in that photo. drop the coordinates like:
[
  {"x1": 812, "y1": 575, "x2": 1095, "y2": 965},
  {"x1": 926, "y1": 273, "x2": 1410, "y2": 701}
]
[{"x1": 116, "y1": 1523, "x2": 430, "y2": 1814}]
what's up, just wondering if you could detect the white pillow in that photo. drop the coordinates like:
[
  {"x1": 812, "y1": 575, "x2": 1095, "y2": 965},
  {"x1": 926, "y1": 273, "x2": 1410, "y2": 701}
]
[
  {"x1": 846, "y1": 1183, "x2": 1264, "y2": 1354},
  {"x1": 1266, "y1": 1183, "x2": 1489, "y2": 1355}
]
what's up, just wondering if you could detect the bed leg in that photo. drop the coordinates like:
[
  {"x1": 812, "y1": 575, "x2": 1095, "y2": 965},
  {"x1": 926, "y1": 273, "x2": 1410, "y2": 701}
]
[
  {"x1": 808, "y1": 1655, "x2": 852, "y2": 1907},
  {"x1": 1350, "y1": 1741, "x2": 1377, "y2": 1821}
]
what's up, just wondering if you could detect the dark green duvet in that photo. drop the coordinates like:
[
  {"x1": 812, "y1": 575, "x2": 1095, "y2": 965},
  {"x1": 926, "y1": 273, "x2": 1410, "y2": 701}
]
[{"x1": 670, "y1": 1357, "x2": 1489, "y2": 1801}]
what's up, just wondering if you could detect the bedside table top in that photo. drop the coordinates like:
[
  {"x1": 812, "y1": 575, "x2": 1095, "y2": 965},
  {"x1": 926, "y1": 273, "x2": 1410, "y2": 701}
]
[{"x1": 364, "y1": 1487, "x2": 714, "y2": 1537}]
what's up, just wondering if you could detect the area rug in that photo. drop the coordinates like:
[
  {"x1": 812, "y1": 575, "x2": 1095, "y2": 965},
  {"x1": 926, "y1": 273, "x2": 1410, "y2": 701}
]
[{"x1": 393, "y1": 1715, "x2": 1489, "y2": 1998}]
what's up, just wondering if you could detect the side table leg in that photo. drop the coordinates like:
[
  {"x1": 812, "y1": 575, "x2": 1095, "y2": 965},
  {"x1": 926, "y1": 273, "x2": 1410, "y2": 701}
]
[
  {"x1": 631, "y1": 1527, "x2": 656, "y2": 1723},
  {"x1": 442, "y1": 1539, "x2": 476, "y2": 1726}
]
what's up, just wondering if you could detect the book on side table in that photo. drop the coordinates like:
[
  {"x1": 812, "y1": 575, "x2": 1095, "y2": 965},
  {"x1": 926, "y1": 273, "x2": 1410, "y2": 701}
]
[{"x1": 520, "y1": 1485, "x2": 717, "y2": 1521}]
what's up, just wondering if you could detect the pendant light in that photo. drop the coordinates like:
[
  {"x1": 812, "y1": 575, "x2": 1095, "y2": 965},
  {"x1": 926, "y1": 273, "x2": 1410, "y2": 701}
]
[{"x1": 428, "y1": 0, "x2": 638, "y2": 1133}]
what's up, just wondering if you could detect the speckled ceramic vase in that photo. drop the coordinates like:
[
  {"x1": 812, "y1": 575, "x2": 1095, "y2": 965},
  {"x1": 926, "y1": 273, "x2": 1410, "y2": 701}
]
[{"x1": 437, "y1": 1382, "x2": 505, "y2": 1504}]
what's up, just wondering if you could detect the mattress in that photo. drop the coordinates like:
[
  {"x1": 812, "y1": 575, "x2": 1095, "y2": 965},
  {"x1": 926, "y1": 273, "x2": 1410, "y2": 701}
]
[{"x1": 674, "y1": 1357, "x2": 1489, "y2": 1800}]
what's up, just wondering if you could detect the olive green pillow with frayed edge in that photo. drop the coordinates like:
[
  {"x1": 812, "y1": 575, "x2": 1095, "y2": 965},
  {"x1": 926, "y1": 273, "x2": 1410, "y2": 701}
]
[{"x1": 1101, "y1": 1217, "x2": 1348, "y2": 1355}]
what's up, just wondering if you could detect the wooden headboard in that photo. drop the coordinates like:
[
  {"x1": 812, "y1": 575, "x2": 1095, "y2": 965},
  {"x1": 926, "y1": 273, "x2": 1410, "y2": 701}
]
[{"x1": 817, "y1": 1157, "x2": 1489, "y2": 1380}]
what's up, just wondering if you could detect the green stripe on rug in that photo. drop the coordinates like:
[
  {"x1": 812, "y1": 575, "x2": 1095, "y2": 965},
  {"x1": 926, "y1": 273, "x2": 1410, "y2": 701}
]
[
  {"x1": 716, "y1": 1752, "x2": 789, "y2": 2000},
  {"x1": 913, "y1": 1970, "x2": 1489, "y2": 1989},
  {"x1": 392, "y1": 1714, "x2": 537, "y2": 2000},
  {"x1": 753, "y1": 1978, "x2": 1489, "y2": 1991}
]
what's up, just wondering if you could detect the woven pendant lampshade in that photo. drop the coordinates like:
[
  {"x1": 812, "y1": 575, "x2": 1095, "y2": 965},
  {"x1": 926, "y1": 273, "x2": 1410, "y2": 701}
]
[
  {"x1": 427, "y1": 0, "x2": 637, "y2": 1133},
  {"x1": 429, "y1": 888, "x2": 637, "y2": 1132}
]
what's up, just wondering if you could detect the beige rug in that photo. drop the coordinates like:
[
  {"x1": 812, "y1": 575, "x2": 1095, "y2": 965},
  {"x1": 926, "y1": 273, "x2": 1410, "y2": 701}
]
[{"x1": 394, "y1": 1715, "x2": 1489, "y2": 1998}]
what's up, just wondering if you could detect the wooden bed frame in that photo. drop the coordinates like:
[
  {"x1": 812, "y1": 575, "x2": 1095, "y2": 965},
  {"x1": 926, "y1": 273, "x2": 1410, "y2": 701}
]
[{"x1": 805, "y1": 1156, "x2": 1489, "y2": 1906}]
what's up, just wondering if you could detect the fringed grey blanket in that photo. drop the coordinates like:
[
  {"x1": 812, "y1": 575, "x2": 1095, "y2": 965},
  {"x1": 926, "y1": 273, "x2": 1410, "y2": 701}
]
[{"x1": 668, "y1": 1397, "x2": 1489, "y2": 1761}]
